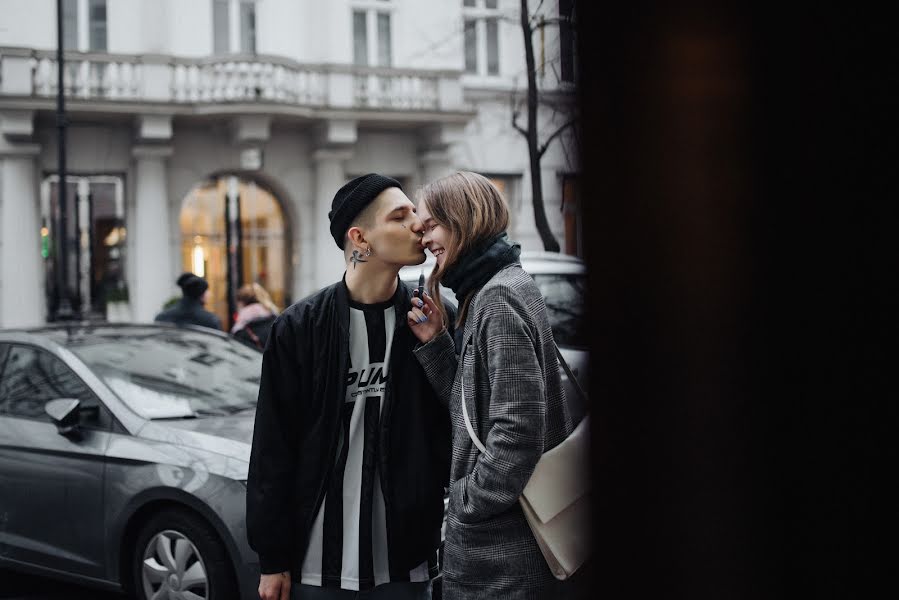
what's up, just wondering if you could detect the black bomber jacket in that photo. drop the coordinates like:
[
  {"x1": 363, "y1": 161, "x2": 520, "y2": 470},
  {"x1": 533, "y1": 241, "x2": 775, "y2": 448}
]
[{"x1": 246, "y1": 276, "x2": 453, "y2": 576}]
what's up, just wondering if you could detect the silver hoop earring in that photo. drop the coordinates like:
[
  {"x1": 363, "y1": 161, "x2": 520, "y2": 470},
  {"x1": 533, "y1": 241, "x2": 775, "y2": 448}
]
[{"x1": 364, "y1": 247, "x2": 373, "y2": 257}]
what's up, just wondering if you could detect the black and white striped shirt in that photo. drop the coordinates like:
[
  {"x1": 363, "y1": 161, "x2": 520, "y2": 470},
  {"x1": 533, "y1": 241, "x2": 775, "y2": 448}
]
[{"x1": 300, "y1": 298, "x2": 436, "y2": 591}]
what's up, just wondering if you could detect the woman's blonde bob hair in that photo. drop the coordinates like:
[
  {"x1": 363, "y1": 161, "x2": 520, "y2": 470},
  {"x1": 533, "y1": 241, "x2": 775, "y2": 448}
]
[
  {"x1": 416, "y1": 171, "x2": 510, "y2": 326},
  {"x1": 236, "y1": 282, "x2": 280, "y2": 315}
]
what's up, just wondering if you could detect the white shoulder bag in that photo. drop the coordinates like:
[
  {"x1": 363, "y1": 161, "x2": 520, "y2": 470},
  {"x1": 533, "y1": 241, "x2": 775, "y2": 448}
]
[{"x1": 461, "y1": 344, "x2": 591, "y2": 580}]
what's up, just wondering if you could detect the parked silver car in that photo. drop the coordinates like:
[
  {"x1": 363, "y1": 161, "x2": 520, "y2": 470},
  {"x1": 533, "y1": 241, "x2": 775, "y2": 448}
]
[
  {"x1": 400, "y1": 250, "x2": 588, "y2": 423},
  {"x1": 0, "y1": 323, "x2": 261, "y2": 600}
]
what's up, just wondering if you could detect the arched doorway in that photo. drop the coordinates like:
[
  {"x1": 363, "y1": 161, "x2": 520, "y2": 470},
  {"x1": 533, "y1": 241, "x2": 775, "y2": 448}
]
[{"x1": 179, "y1": 174, "x2": 289, "y2": 329}]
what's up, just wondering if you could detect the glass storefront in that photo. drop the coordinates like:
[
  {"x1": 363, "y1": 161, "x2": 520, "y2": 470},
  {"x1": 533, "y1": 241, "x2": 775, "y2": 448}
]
[
  {"x1": 179, "y1": 175, "x2": 288, "y2": 329},
  {"x1": 41, "y1": 175, "x2": 127, "y2": 319}
]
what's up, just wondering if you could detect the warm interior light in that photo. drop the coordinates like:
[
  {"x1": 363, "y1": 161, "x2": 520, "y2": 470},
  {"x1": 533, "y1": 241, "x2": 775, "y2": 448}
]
[
  {"x1": 192, "y1": 243, "x2": 205, "y2": 278},
  {"x1": 102, "y1": 226, "x2": 126, "y2": 247}
]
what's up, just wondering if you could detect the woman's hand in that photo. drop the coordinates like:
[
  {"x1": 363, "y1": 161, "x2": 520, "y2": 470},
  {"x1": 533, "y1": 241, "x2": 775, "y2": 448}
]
[{"x1": 407, "y1": 290, "x2": 443, "y2": 344}]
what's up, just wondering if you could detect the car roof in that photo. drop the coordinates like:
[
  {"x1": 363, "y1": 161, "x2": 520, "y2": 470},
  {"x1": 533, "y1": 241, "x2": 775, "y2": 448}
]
[
  {"x1": 0, "y1": 321, "x2": 231, "y2": 347},
  {"x1": 399, "y1": 250, "x2": 585, "y2": 280}
]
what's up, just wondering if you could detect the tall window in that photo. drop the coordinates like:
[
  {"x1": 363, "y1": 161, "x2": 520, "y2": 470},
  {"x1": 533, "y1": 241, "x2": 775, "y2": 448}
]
[
  {"x1": 561, "y1": 175, "x2": 582, "y2": 257},
  {"x1": 41, "y1": 175, "x2": 127, "y2": 319},
  {"x1": 212, "y1": 0, "x2": 257, "y2": 54},
  {"x1": 353, "y1": 11, "x2": 368, "y2": 65},
  {"x1": 559, "y1": 0, "x2": 576, "y2": 83},
  {"x1": 240, "y1": 1, "x2": 257, "y2": 54},
  {"x1": 213, "y1": 0, "x2": 230, "y2": 54},
  {"x1": 462, "y1": 0, "x2": 501, "y2": 76},
  {"x1": 88, "y1": 0, "x2": 107, "y2": 51},
  {"x1": 481, "y1": 174, "x2": 521, "y2": 235},
  {"x1": 62, "y1": 0, "x2": 107, "y2": 52},
  {"x1": 352, "y1": 2, "x2": 393, "y2": 67}
]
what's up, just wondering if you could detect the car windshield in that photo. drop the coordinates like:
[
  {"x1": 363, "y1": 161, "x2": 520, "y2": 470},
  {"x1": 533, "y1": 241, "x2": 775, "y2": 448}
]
[
  {"x1": 531, "y1": 273, "x2": 586, "y2": 350},
  {"x1": 65, "y1": 327, "x2": 262, "y2": 419}
]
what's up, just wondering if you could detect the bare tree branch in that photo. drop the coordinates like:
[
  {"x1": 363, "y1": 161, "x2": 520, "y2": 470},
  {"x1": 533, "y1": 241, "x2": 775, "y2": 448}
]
[
  {"x1": 510, "y1": 83, "x2": 529, "y2": 138},
  {"x1": 512, "y1": 110, "x2": 529, "y2": 138},
  {"x1": 538, "y1": 119, "x2": 576, "y2": 158},
  {"x1": 530, "y1": 0, "x2": 547, "y2": 27}
]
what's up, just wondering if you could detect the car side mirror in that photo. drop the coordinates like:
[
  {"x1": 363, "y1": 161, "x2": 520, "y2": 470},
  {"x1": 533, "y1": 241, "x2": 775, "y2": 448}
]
[{"x1": 44, "y1": 398, "x2": 92, "y2": 439}]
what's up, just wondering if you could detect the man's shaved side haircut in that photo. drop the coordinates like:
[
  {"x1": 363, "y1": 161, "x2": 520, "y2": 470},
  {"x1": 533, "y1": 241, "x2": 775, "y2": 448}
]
[{"x1": 343, "y1": 193, "x2": 387, "y2": 255}]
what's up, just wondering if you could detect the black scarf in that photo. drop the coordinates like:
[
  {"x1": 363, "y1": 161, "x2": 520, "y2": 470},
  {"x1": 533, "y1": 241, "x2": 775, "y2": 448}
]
[{"x1": 443, "y1": 233, "x2": 521, "y2": 349}]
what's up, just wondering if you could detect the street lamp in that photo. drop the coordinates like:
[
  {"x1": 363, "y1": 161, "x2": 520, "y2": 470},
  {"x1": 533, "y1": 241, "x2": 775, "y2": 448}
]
[{"x1": 53, "y1": 0, "x2": 74, "y2": 320}]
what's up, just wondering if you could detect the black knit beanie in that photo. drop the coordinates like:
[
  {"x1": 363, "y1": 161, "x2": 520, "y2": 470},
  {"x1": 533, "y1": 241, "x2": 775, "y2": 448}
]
[
  {"x1": 328, "y1": 173, "x2": 402, "y2": 249},
  {"x1": 177, "y1": 272, "x2": 209, "y2": 300}
]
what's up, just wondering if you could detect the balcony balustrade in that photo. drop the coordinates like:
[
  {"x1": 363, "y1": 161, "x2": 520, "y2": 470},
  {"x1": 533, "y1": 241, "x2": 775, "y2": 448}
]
[{"x1": 0, "y1": 48, "x2": 462, "y2": 113}]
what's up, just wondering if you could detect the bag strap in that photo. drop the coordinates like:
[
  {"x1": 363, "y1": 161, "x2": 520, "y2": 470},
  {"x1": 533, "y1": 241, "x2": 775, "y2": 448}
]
[
  {"x1": 461, "y1": 342, "x2": 588, "y2": 455},
  {"x1": 244, "y1": 324, "x2": 263, "y2": 350},
  {"x1": 554, "y1": 345, "x2": 588, "y2": 406}
]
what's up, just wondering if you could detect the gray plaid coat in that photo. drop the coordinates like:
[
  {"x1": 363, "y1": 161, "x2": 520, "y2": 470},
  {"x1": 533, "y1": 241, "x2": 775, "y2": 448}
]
[{"x1": 415, "y1": 264, "x2": 573, "y2": 599}]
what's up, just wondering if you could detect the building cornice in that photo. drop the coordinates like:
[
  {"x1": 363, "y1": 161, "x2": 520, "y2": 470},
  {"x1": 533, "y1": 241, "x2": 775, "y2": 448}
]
[{"x1": 0, "y1": 97, "x2": 475, "y2": 125}]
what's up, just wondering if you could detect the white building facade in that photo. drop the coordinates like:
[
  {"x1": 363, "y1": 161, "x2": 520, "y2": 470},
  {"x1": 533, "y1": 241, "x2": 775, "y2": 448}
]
[{"x1": 0, "y1": 0, "x2": 578, "y2": 329}]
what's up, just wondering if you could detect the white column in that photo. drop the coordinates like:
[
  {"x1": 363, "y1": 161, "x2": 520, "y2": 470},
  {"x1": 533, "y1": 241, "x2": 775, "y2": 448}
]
[
  {"x1": 311, "y1": 148, "x2": 353, "y2": 292},
  {"x1": 419, "y1": 124, "x2": 463, "y2": 185},
  {"x1": 0, "y1": 143, "x2": 45, "y2": 327},
  {"x1": 420, "y1": 149, "x2": 454, "y2": 184},
  {"x1": 131, "y1": 145, "x2": 173, "y2": 323}
]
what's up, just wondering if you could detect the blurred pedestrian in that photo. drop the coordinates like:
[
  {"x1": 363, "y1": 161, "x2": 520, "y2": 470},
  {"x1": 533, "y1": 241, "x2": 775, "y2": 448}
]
[
  {"x1": 247, "y1": 174, "x2": 454, "y2": 600},
  {"x1": 407, "y1": 172, "x2": 573, "y2": 599},
  {"x1": 231, "y1": 282, "x2": 279, "y2": 350},
  {"x1": 154, "y1": 272, "x2": 222, "y2": 331}
]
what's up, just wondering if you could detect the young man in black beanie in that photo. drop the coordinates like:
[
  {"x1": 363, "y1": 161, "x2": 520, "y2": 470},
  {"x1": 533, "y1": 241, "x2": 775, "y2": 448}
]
[
  {"x1": 154, "y1": 272, "x2": 222, "y2": 331},
  {"x1": 248, "y1": 174, "x2": 453, "y2": 600}
]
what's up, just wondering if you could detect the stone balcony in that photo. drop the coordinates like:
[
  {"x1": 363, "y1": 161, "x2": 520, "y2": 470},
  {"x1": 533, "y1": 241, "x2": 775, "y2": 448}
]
[{"x1": 0, "y1": 46, "x2": 469, "y2": 119}]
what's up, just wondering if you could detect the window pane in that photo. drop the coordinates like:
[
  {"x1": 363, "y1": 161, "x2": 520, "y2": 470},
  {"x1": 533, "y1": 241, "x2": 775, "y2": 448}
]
[
  {"x1": 90, "y1": 182, "x2": 127, "y2": 314},
  {"x1": 464, "y1": 19, "x2": 477, "y2": 73},
  {"x1": 213, "y1": 0, "x2": 229, "y2": 54},
  {"x1": 0, "y1": 346, "x2": 93, "y2": 421},
  {"x1": 63, "y1": 0, "x2": 78, "y2": 50},
  {"x1": 377, "y1": 13, "x2": 392, "y2": 67},
  {"x1": 560, "y1": 0, "x2": 575, "y2": 81},
  {"x1": 486, "y1": 18, "x2": 499, "y2": 75},
  {"x1": 531, "y1": 274, "x2": 586, "y2": 349},
  {"x1": 353, "y1": 11, "x2": 368, "y2": 65},
  {"x1": 464, "y1": 0, "x2": 476, "y2": 7},
  {"x1": 88, "y1": 0, "x2": 107, "y2": 51},
  {"x1": 240, "y1": 1, "x2": 256, "y2": 54},
  {"x1": 485, "y1": 0, "x2": 498, "y2": 9}
]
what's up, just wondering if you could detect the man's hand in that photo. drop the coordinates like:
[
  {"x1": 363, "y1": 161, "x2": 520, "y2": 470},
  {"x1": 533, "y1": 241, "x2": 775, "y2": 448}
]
[
  {"x1": 407, "y1": 290, "x2": 443, "y2": 344},
  {"x1": 258, "y1": 571, "x2": 291, "y2": 600}
]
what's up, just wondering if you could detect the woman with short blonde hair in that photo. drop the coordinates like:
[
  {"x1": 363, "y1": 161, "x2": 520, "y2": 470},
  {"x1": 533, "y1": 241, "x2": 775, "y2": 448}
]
[{"x1": 232, "y1": 282, "x2": 280, "y2": 349}]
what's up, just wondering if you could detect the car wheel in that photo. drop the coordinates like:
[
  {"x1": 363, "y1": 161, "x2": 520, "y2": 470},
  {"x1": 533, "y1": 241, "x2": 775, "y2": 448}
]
[{"x1": 132, "y1": 508, "x2": 238, "y2": 600}]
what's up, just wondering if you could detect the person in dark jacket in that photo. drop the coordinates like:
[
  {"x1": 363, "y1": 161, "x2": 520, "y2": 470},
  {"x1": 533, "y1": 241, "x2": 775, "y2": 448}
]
[
  {"x1": 247, "y1": 174, "x2": 453, "y2": 600},
  {"x1": 154, "y1": 272, "x2": 222, "y2": 330}
]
